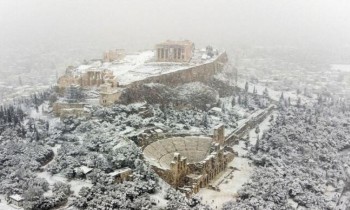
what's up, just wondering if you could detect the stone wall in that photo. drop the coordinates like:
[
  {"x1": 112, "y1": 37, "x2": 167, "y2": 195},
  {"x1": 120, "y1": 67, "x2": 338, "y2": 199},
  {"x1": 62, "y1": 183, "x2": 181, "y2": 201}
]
[
  {"x1": 213, "y1": 124, "x2": 225, "y2": 145},
  {"x1": 99, "y1": 83, "x2": 123, "y2": 106},
  {"x1": 52, "y1": 102, "x2": 90, "y2": 120},
  {"x1": 126, "y1": 52, "x2": 228, "y2": 88},
  {"x1": 100, "y1": 91, "x2": 122, "y2": 106},
  {"x1": 60, "y1": 108, "x2": 90, "y2": 120},
  {"x1": 225, "y1": 105, "x2": 275, "y2": 145}
]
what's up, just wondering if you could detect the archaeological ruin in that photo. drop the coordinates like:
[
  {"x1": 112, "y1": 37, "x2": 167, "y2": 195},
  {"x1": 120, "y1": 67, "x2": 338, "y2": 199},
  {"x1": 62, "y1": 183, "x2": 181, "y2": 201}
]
[
  {"x1": 155, "y1": 40, "x2": 194, "y2": 62},
  {"x1": 143, "y1": 126, "x2": 234, "y2": 195},
  {"x1": 103, "y1": 49, "x2": 126, "y2": 62},
  {"x1": 54, "y1": 40, "x2": 228, "y2": 118}
]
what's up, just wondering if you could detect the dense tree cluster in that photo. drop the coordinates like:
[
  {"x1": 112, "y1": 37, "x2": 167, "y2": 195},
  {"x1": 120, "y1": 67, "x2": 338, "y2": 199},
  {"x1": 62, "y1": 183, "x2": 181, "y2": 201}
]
[
  {"x1": 47, "y1": 119, "x2": 141, "y2": 178},
  {"x1": 91, "y1": 100, "x2": 243, "y2": 138},
  {"x1": 224, "y1": 100, "x2": 350, "y2": 209},
  {"x1": 0, "y1": 105, "x2": 25, "y2": 127},
  {"x1": 0, "y1": 82, "x2": 271, "y2": 210},
  {"x1": 0, "y1": 128, "x2": 54, "y2": 209}
]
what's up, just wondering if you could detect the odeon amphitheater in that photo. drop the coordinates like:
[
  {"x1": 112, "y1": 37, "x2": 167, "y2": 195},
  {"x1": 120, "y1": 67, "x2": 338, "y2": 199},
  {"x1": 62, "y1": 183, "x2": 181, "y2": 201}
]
[{"x1": 143, "y1": 125, "x2": 234, "y2": 195}]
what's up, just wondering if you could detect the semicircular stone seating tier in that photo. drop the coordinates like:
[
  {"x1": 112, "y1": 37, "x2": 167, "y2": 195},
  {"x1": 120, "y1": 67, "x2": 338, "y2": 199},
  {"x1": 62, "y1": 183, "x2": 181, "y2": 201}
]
[{"x1": 143, "y1": 136, "x2": 213, "y2": 169}]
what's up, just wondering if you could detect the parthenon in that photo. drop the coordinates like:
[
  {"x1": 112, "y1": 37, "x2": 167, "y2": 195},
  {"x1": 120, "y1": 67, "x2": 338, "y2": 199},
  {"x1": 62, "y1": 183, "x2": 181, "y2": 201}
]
[{"x1": 155, "y1": 40, "x2": 194, "y2": 62}]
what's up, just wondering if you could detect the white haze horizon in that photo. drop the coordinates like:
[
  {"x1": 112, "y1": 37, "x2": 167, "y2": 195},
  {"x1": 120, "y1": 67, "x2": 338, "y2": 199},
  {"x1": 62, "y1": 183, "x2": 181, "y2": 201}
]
[{"x1": 0, "y1": 0, "x2": 350, "y2": 87}]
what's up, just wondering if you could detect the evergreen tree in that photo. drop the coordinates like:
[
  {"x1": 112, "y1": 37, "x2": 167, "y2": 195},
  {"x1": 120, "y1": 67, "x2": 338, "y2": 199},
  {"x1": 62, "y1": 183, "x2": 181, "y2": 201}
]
[
  {"x1": 231, "y1": 97, "x2": 236, "y2": 107},
  {"x1": 255, "y1": 126, "x2": 260, "y2": 135},
  {"x1": 18, "y1": 76, "x2": 23, "y2": 86},
  {"x1": 284, "y1": 99, "x2": 289, "y2": 107},
  {"x1": 201, "y1": 112, "x2": 209, "y2": 128},
  {"x1": 216, "y1": 99, "x2": 222, "y2": 107},
  {"x1": 297, "y1": 97, "x2": 301, "y2": 108},
  {"x1": 288, "y1": 97, "x2": 291, "y2": 106},
  {"x1": 245, "y1": 82, "x2": 249, "y2": 92},
  {"x1": 263, "y1": 88, "x2": 269, "y2": 99},
  {"x1": 317, "y1": 94, "x2": 323, "y2": 104},
  {"x1": 254, "y1": 134, "x2": 260, "y2": 154},
  {"x1": 280, "y1": 92, "x2": 284, "y2": 101},
  {"x1": 297, "y1": 88, "x2": 301, "y2": 95},
  {"x1": 243, "y1": 95, "x2": 248, "y2": 107},
  {"x1": 222, "y1": 103, "x2": 226, "y2": 113}
]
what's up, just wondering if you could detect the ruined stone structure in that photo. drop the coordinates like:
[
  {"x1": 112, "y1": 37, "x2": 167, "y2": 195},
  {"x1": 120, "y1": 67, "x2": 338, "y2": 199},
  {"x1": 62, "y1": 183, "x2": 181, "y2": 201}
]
[
  {"x1": 143, "y1": 127, "x2": 233, "y2": 195},
  {"x1": 55, "y1": 41, "x2": 228, "y2": 110},
  {"x1": 103, "y1": 49, "x2": 126, "y2": 62},
  {"x1": 7, "y1": 194, "x2": 24, "y2": 207},
  {"x1": 155, "y1": 40, "x2": 194, "y2": 62},
  {"x1": 52, "y1": 101, "x2": 90, "y2": 119},
  {"x1": 99, "y1": 83, "x2": 123, "y2": 106},
  {"x1": 109, "y1": 167, "x2": 133, "y2": 184},
  {"x1": 213, "y1": 124, "x2": 225, "y2": 145},
  {"x1": 57, "y1": 69, "x2": 118, "y2": 94},
  {"x1": 225, "y1": 105, "x2": 275, "y2": 145},
  {"x1": 57, "y1": 67, "x2": 120, "y2": 108}
]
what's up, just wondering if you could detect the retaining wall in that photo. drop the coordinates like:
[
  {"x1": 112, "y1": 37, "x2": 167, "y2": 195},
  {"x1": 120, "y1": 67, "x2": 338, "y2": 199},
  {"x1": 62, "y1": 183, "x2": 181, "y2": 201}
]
[{"x1": 126, "y1": 52, "x2": 228, "y2": 88}]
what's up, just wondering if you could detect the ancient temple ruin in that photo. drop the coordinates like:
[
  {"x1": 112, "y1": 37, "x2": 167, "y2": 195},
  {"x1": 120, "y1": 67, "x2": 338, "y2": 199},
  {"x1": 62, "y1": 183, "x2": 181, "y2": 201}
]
[
  {"x1": 103, "y1": 49, "x2": 126, "y2": 62},
  {"x1": 155, "y1": 40, "x2": 194, "y2": 62}
]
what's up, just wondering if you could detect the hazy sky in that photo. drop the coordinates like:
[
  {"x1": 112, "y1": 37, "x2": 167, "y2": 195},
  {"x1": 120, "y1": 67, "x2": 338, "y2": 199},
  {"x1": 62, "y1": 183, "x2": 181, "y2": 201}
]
[{"x1": 0, "y1": 0, "x2": 350, "y2": 68}]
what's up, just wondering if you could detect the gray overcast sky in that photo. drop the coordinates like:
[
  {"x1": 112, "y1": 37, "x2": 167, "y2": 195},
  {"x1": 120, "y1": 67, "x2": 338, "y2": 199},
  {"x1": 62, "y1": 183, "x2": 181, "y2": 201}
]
[{"x1": 1, "y1": 0, "x2": 350, "y2": 55}]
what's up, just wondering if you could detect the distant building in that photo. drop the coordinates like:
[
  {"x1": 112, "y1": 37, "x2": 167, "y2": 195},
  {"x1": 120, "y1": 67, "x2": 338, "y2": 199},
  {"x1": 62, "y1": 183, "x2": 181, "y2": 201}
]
[
  {"x1": 99, "y1": 83, "x2": 123, "y2": 106},
  {"x1": 109, "y1": 167, "x2": 133, "y2": 183},
  {"x1": 103, "y1": 49, "x2": 126, "y2": 62},
  {"x1": 8, "y1": 194, "x2": 24, "y2": 207},
  {"x1": 155, "y1": 40, "x2": 194, "y2": 62},
  {"x1": 57, "y1": 69, "x2": 118, "y2": 94},
  {"x1": 52, "y1": 101, "x2": 89, "y2": 119},
  {"x1": 75, "y1": 166, "x2": 93, "y2": 176}
]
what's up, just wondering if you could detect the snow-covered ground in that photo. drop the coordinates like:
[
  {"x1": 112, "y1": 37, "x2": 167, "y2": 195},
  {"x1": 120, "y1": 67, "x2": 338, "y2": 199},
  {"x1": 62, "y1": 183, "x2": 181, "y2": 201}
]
[
  {"x1": 29, "y1": 102, "x2": 51, "y2": 120},
  {"x1": 0, "y1": 203, "x2": 22, "y2": 210},
  {"x1": 72, "y1": 50, "x2": 222, "y2": 86},
  {"x1": 149, "y1": 179, "x2": 169, "y2": 209},
  {"x1": 37, "y1": 170, "x2": 92, "y2": 197},
  {"x1": 37, "y1": 143, "x2": 92, "y2": 197},
  {"x1": 237, "y1": 79, "x2": 316, "y2": 105},
  {"x1": 331, "y1": 64, "x2": 350, "y2": 72},
  {"x1": 197, "y1": 111, "x2": 275, "y2": 209},
  {"x1": 37, "y1": 171, "x2": 67, "y2": 185},
  {"x1": 69, "y1": 179, "x2": 93, "y2": 196}
]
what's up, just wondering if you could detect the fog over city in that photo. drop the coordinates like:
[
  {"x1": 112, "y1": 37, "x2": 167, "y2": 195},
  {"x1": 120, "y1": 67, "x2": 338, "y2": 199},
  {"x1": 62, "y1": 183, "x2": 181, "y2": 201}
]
[
  {"x1": 1, "y1": 0, "x2": 350, "y2": 85},
  {"x1": 2, "y1": 1, "x2": 350, "y2": 210},
  {"x1": 2, "y1": 0, "x2": 350, "y2": 49}
]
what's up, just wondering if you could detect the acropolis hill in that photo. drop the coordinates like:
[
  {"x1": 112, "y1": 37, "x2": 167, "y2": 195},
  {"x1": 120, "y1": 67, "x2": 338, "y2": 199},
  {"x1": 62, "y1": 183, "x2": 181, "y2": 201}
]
[{"x1": 54, "y1": 40, "x2": 228, "y2": 118}]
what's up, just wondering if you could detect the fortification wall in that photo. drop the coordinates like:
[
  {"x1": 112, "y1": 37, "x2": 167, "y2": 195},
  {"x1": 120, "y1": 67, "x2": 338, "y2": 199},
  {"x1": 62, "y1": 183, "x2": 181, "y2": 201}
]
[
  {"x1": 127, "y1": 52, "x2": 228, "y2": 88},
  {"x1": 52, "y1": 102, "x2": 86, "y2": 117}
]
